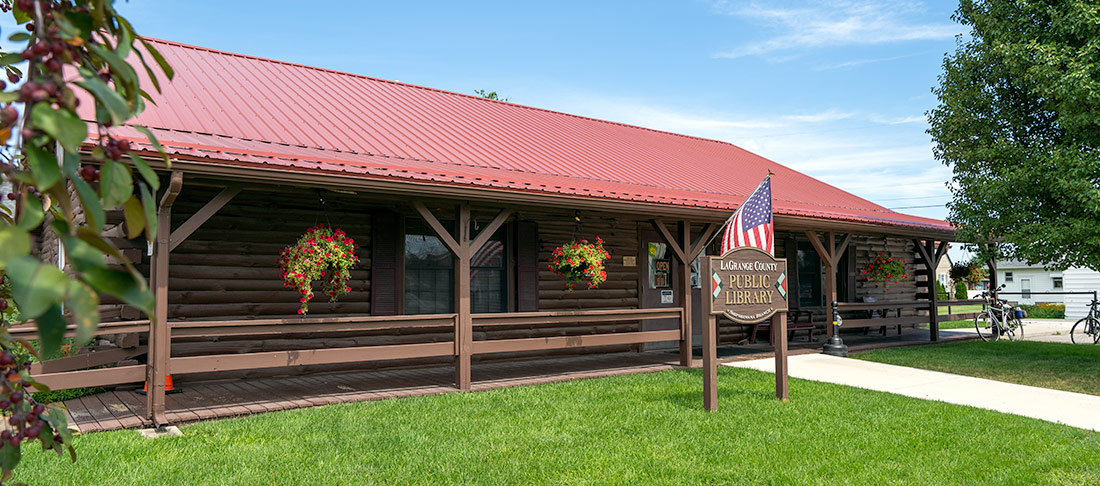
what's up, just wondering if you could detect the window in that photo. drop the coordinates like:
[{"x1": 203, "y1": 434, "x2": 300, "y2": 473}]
[
  {"x1": 404, "y1": 220, "x2": 454, "y2": 314},
  {"x1": 471, "y1": 235, "x2": 507, "y2": 313},
  {"x1": 404, "y1": 219, "x2": 508, "y2": 315},
  {"x1": 1005, "y1": 272, "x2": 1013, "y2": 282},
  {"x1": 1053, "y1": 277, "x2": 1063, "y2": 289},
  {"x1": 1021, "y1": 278, "x2": 1031, "y2": 299},
  {"x1": 796, "y1": 241, "x2": 822, "y2": 308}
]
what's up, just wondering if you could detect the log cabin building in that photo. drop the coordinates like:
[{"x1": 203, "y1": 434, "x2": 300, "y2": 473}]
[{"x1": 28, "y1": 38, "x2": 957, "y2": 426}]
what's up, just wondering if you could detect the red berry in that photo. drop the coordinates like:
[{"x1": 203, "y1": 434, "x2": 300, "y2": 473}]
[{"x1": 24, "y1": 23, "x2": 33, "y2": 31}]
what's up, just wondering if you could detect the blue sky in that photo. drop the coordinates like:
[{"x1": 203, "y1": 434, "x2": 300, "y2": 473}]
[{"x1": 7, "y1": 1, "x2": 967, "y2": 230}]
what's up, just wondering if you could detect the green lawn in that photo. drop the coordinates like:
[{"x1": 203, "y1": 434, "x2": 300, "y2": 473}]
[
  {"x1": 16, "y1": 368, "x2": 1100, "y2": 485},
  {"x1": 855, "y1": 340, "x2": 1100, "y2": 396}
]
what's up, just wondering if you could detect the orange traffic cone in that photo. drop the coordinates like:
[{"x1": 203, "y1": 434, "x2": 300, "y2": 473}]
[{"x1": 136, "y1": 374, "x2": 181, "y2": 395}]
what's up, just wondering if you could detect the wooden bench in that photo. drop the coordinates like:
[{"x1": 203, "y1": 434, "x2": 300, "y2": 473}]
[{"x1": 750, "y1": 309, "x2": 816, "y2": 345}]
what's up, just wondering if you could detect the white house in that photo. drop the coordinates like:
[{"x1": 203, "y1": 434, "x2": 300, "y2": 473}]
[
  {"x1": 1064, "y1": 268, "x2": 1100, "y2": 320},
  {"x1": 996, "y1": 260, "x2": 1064, "y2": 306},
  {"x1": 994, "y1": 260, "x2": 1100, "y2": 319}
]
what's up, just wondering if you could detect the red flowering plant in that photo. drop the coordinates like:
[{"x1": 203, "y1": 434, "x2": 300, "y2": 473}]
[
  {"x1": 278, "y1": 225, "x2": 360, "y2": 314},
  {"x1": 862, "y1": 252, "x2": 907, "y2": 287},
  {"x1": 548, "y1": 237, "x2": 611, "y2": 291}
]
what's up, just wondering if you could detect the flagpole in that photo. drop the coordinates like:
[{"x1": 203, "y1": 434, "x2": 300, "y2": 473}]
[{"x1": 702, "y1": 173, "x2": 772, "y2": 251}]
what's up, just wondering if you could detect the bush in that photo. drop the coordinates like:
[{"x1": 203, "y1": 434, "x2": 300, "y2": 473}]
[
  {"x1": 1020, "y1": 303, "x2": 1065, "y2": 319},
  {"x1": 936, "y1": 281, "x2": 948, "y2": 299},
  {"x1": 954, "y1": 281, "x2": 968, "y2": 300}
]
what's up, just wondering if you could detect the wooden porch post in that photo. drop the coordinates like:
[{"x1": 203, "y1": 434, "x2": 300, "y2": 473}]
[
  {"x1": 913, "y1": 239, "x2": 948, "y2": 342},
  {"x1": 413, "y1": 202, "x2": 512, "y2": 391},
  {"x1": 806, "y1": 231, "x2": 850, "y2": 339},
  {"x1": 147, "y1": 172, "x2": 182, "y2": 426},
  {"x1": 146, "y1": 175, "x2": 240, "y2": 426},
  {"x1": 652, "y1": 220, "x2": 719, "y2": 368},
  {"x1": 455, "y1": 205, "x2": 472, "y2": 391}
]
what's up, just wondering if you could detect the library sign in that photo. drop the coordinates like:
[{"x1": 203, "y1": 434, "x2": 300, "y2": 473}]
[{"x1": 709, "y1": 247, "x2": 789, "y2": 324}]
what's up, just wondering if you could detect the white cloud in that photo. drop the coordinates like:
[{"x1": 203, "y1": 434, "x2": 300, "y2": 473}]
[
  {"x1": 711, "y1": 1, "x2": 960, "y2": 59},
  {"x1": 782, "y1": 109, "x2": 854, "y2": 123},
  {"x1": 544, "y1": 93, "x2": 951, "y2": 220}
]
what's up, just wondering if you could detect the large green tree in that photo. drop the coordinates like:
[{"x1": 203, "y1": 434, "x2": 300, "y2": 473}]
[{"x1": 928, "y1": 1, "x2": 1100, "y2": 269}]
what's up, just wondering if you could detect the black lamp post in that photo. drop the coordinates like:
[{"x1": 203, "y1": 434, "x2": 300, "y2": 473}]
[{"x1": 822, "y1": 300, "x2": 849, "y2": 357}]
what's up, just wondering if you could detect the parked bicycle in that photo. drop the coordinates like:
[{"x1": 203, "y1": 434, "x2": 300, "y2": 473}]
[
  {"x1": 1070, "y1": 299, "x2": 1100, "y2": 344},
  {"x1": 975, "y1": 285, "x2": 1024, "y2": 342}
]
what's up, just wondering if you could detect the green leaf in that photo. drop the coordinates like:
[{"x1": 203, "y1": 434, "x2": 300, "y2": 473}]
[
  {"x1": 29, "y1": 104, "x2": 88, "y2": 153},
  {"x1": 7, "y1": 256, "x2": 68, "y2": 320},
  {"x1": 88, "y1": 44, "x2": 138, "y2": 96},
  {"x1": 49, "y1": 408, "x2": 73, "y2": 444},
  {"x1": 61, "y1": 236, "x2": 104, "y2": 273},
  {"x1": 62, "y1": 10, "x2": 94, "y2": 40},
  {"x1": 65, "y1": 281, "x2": 99, "y2": 347},
  {"x1": 98, "y1": 160, "x2": 133, "y2": 210},
  {"x1": 12, "y1": 8, "x2": 31, "y2": 24},
  {"x1": 128, "y1": 153, "x2": 160, "y2": 190},
  {"x1": 24, "y1": 145, "x2": 61, "y2": 191},
  {"x1": 61, "y1": 147, "x2": 81, "y2": 175},
  {"x1": 0, "y1": 53, "x2": 20, "y2": 66},
  {"x1": 140, "y1": 183, "x2": 157, "y2": 241},
  {"x1": 139, "y1": 37, "x2": 174, "y2": 80},
  {"x1": 132, "y1": 125, "x2": 169, "y2": 166},
  {"x1": 70, "y1": 177, "x2": 105, "y2": 232},
  {"x1": 35, "y1": 304, "x2": 66, "y2": 359},
  {"x1": 75, "y1": 76, "x2": 130, "y2": 124},
  {"x1": 0, "y1": 443, "x2": 20, "y2": 474},
  {"x1": 16, "y1": 193, "x2": 44, "y2": 231},
  {"x1": 0, "y1": 92, "x2": 18, "y2": 103},
  {"x1": 121, "y1": 195, "x2": 145, "y2": 239},
  {"x1": 7, "y1": 32, "x2": 29, "y2": 42},
  {"x1": 74, "y1": 229, "x2": 143, "y2": 281},
  {"x1": 0, "y1": 226, "x2": 31, "y2": 267},
  {"x1": 80, "y1": 267, "x2": 153, "y2": 315}
]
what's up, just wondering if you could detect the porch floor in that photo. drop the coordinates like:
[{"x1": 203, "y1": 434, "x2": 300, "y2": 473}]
[{"x1": 63, "y1": 351, "x2": 691, "y2": 433}]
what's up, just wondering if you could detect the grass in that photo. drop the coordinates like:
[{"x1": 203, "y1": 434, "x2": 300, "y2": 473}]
[
  {"x1": 855, "y1": 340, "x2": 1100, "y2": 396},
  {"x1": 15, "y1": 367, "x2": 1100, "y2": 485}
]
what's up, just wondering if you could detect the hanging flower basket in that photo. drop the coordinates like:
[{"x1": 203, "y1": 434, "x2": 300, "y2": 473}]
[
  {"x1": 862, "y1": 252, "x2": 907, "y2": 287},
  {"x1": 278, "y1": 225, "x2": 360, "y2": 314},
  {"x1": 548, "y1": 237, "x2": 611, "y2": 291}
]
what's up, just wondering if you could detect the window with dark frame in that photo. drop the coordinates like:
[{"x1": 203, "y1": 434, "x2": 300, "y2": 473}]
[
  {"x1": 1005, "y1": 271, "x2": 1013, "y2": 282},
  {"x1": 403, "y1": 219, "x2": 508, "y2": 315},
  {"x1": 1053, "y1": 276, "x2": 1063, "y2": 289},
  {"x1": 796, "y1": 241, "x2": 822, "y2": 308}
]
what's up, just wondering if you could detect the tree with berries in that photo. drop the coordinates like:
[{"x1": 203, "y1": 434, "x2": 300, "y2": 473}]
[{"x1": 0, "y1": 0, "x2": 171, "y2": 481}]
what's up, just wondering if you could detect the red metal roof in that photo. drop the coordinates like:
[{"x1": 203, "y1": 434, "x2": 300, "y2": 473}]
[{"x1": 88, "y1": 38, "x2": 952, "y2": 234}]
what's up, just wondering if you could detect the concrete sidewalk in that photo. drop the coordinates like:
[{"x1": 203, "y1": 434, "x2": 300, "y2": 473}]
[{"x1": 727, "y1": 353, "x2": 1100, "y2": 431}]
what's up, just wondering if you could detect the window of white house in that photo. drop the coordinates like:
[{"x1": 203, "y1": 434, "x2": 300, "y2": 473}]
[
  {"x1": 1005, "y1": 272, "x2": 1013, "y2": 282},
  {"x1": 1053, "y1": 277, "x2": 1063, "y2": 289}
]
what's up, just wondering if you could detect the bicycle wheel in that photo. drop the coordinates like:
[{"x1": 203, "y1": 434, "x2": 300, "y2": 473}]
[
  {"x1": 1005, "y1": 316, "x2": 1023, "y2": 341},
  {"x1": 1071, "y1": 317, "x2": 1095, "y2": 344},
  {"x1": 975, "y1": 311, "x2": 998, "y2": 342}
]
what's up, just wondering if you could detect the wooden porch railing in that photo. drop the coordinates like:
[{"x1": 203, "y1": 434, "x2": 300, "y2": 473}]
[
  {"x1": 26, "y1": 307, "x2": 684, "y2": 425},
  {"x1": 471, "y1": 308, "x2": 683, "y2": 354},
  {"x1": 835, "y1": 300, "x2": 930, "y2": 329},
  {"x1": 937, "y1": 299, "x2": 984, "y2": 322}
]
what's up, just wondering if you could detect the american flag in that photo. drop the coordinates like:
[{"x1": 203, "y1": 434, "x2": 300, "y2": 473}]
[{"x1": 720, "y1": 176, "x2": 773, "y2": 255}]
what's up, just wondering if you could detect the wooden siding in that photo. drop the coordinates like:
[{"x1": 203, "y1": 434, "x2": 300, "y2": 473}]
[{"x1": 166, "y1": 186, "x2": 374, "y2": 319}]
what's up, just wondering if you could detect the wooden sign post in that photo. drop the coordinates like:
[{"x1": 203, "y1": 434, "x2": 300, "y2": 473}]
[{"x1": 701, "y1": 247, "x2": 790, "y2": 410}]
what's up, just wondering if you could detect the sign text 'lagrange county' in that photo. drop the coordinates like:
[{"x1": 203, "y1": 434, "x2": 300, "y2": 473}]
[{"x1": 709, "y1": 247, "x2": 789, "y2": 324}]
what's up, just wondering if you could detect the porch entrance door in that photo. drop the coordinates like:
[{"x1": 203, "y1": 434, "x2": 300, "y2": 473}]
[{"x1": 639, "y1": 230, "x2": 682, "y2": 350}]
